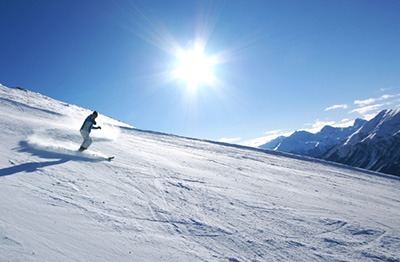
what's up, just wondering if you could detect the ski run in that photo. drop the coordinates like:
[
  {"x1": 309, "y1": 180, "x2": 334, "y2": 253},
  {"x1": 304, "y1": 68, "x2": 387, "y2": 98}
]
[{"x1": 0, "y1": 84, "x2": 399, "y2": 261}]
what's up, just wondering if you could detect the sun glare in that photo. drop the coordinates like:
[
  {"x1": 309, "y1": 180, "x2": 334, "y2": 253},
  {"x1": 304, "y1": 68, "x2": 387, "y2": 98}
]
[{"x1": 174, "y1": 44, "x2": 217, "y2": 90}]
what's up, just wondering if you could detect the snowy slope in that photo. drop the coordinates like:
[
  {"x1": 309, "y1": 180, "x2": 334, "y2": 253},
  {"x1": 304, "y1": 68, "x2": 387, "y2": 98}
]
[{"x1": 1, "y1": 84, "x2": 400, "y2": 262}]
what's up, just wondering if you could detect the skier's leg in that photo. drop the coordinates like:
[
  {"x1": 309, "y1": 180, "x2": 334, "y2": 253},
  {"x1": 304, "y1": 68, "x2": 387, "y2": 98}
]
[
  {"x1": 80, "y1": 130, "x2": 92, "y2": 150},
  {"x1": 86, "y1": 137, "x2": 92, "y2": 148}
]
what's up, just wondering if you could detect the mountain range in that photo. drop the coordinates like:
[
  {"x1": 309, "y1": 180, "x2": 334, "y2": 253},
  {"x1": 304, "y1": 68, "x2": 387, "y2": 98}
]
[{"x1": 260, "y1": 109, "x2": 400, "y2": 176}]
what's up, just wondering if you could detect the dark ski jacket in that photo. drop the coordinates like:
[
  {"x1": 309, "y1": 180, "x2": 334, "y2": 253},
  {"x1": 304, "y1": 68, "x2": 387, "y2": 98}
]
[{"x1": 80, "y1": 115, "x2": 97, "y2": 133}]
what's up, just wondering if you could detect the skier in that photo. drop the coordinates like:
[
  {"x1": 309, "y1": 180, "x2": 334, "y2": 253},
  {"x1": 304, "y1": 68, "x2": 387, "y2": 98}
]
[{"x1": 79, "y1": 111, "x2": 101, "y2": 152}]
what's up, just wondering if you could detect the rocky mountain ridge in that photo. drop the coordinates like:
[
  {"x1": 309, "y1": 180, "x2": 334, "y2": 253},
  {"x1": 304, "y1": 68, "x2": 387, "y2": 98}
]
[{"x1": 260, "y1": 109, "x2": 400, "y2": 176}]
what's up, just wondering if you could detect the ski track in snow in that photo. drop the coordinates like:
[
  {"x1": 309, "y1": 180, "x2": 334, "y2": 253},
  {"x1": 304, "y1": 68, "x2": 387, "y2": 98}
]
[{"x1": 1, "y1": 85, "x2": 400, "y2": 261}]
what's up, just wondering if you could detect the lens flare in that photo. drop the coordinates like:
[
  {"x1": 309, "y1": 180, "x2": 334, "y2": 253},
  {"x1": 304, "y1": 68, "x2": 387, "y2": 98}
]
[{"x1": 173, "y1": 43, "x2": 217, "y2": 90}]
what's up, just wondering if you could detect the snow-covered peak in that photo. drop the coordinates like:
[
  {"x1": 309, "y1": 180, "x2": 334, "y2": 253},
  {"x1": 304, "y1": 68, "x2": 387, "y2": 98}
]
[
  {"x1": 260, "y1": 119, "x2": 366, "y2": 158},
  {"x1": 345, "y1": 109, "x2": 400, "y2": 145},
  {"x1": 324, "y1": 109, "x2": 400, "y2": 175}
]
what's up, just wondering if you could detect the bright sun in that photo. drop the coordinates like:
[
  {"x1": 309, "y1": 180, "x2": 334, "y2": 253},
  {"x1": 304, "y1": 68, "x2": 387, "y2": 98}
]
[{"x1": 174, "y1": 44, "x2": 216, "y2": 90}]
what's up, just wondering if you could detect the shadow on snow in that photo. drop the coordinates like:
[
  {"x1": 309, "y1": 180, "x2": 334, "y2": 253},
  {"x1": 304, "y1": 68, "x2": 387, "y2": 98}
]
[{"x1": 0, "y1": 141, "x2": 104, "y2": 177}]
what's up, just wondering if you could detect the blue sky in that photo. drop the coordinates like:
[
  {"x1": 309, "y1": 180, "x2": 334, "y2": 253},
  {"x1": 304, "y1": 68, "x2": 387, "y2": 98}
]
[{"x1": 1, "y1": 0, "x2": 400, "y2": 145}]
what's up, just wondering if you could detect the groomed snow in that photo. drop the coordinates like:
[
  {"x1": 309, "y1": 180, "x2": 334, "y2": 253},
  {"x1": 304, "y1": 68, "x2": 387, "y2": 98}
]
[{"x1": 1, "y1": 85, "x2": 399, "y2": 261}]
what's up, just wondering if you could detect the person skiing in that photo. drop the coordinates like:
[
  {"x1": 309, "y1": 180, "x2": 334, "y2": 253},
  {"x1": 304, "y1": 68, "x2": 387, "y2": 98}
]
[{"x1": 79, "y1": 111, "x2": 101, "y2": 152}]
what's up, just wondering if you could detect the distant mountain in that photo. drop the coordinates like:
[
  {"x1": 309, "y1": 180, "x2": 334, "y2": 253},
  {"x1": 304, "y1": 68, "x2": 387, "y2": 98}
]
[
  {"x1": 260, "y1": 109, "x2": 400, "y2": 176},
  {"x1": 260, "y1": 119, "x2": 367, "y2": 158},
  {"x1": 324, "y1": 109, "x2": 400, "y2": 176}
]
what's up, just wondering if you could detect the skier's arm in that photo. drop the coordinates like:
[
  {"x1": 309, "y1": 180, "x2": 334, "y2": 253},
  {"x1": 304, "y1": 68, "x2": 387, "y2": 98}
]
[{"x1": 92, "y1": 119, "x2": 101, "y2": 129}]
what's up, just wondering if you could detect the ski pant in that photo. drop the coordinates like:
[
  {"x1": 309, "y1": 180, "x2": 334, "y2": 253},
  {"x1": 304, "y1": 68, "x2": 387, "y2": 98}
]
[{"x1": 80, "y1": 130, "x2": 92, "y2": 149}]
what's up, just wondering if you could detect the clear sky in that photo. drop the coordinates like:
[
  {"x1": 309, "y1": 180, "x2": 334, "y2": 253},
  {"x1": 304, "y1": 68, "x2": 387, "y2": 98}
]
[{"x1": 1, "y1": 0, "x2": 400, "y2": 146}]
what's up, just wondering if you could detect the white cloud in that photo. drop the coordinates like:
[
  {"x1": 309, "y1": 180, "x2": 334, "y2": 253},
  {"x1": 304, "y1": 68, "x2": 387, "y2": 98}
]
[
  {"x1": 350, "y1": 104, "x2": 384, "y2": 120},
  {"x1": 264, "y1": 129, "x2": 284, "y2": 136},
  {"x1": 240, "y1": 130, "x2": 293, "y2": 148},
  {"x1": 354, "y1": 98, "x2": 376, "y2": 107},
  {"x1": 301, "y1": 120, "x2": 335, "y2": 133},
  {"x1": 336, "y1": 118, "x2": 355, "y2": 127},
  {"x1": 301, "y1": 117, "x2": 358, "y2": 133},
  {"x1": 217, "y1": 137, "x2": 241, "y2": 144},
  {"x1": 379, "y1": 94, "x2": 395, "y2": 100},
  {"x1": 325, "y1": 104, "x2": 348, "y2": 111},
  {"x1": 354, "y1": 94, "x2": 398, "y2": 107},
  {"x1": 350, "y1": 104, "x2": 383, "y2": 114},
  {"x1": 351, "y1": 93, "x2": 400, "y2": 119},
  {"x1": 379, "y1": 86, "x2": 393, "y2": 92}
]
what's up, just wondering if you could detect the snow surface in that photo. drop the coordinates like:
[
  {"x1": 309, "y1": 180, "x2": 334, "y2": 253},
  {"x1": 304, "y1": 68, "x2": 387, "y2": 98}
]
[{"x1": 1, "y1": 84, "x2": 400, "y2": 261}]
